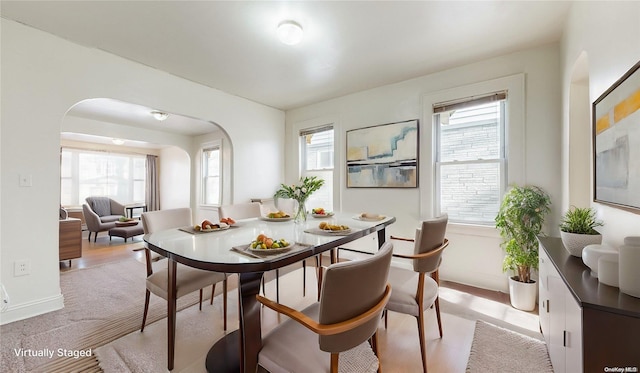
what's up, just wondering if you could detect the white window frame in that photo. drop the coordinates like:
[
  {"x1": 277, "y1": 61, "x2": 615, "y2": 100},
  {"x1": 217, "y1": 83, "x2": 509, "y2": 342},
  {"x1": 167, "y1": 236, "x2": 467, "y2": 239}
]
[
  {"x1": 433, "y1": 97, "x2": 507, "y2": 225},
  {"x1": 421, "y1": 74, "x2": 525, "y2": 227},
  {"x1": 201, "y1": 141, "x2": 222, "y2": 206},
  {"x1": 60, "y1": 147, "x2": 146, "y2": 206},
  {"x1": 299, "y1": 125, "x2": 334, "y2": 211}
]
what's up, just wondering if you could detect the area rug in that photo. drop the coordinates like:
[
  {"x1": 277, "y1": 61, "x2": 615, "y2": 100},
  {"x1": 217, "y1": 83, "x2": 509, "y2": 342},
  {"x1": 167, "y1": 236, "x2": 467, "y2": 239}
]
[
  {"x1": 466, "y1": 320, "x2": 553, "y2": 373},
  {"x1": 0, "y1": 256, "x2": 224, "y2": 373}
]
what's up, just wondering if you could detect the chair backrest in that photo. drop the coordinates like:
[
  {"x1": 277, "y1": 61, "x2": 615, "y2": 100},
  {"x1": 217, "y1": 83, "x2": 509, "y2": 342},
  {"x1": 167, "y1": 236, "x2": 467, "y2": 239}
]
[
  {"x1": 219, "y1": 202, "x2": 261, "y2": 220},
  {"x1": 318, "y1": 241, "x2": 393, "y2": 353},
  {"x1": 141, "y1": 207, "x2": 192, "y2": 234},
  {"x1": 413, "y1": 214, "x2": 448, "y2": 273},
  {"x1": 85, "y1": 196, "x2": 112, "y2": 217}
]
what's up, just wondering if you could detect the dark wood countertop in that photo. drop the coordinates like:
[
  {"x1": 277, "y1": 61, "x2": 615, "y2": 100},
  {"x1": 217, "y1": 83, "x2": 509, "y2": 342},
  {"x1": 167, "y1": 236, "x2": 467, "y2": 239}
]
[{"x1": 538, "y1": 236, "x2": 640, "y2": 319}]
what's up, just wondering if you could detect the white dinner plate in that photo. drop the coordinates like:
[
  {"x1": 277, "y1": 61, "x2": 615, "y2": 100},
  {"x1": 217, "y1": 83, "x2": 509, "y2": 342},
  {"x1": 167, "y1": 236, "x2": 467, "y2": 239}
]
[
  {"x1": 260, "y1": 216, "x2": 293, "y2": 222},
  {"x1": 312, "y1": 212, "x2": 334, "y2": 218},
  {"x1": 247, "y1": 244, "x2": 293, "y2": 254}
]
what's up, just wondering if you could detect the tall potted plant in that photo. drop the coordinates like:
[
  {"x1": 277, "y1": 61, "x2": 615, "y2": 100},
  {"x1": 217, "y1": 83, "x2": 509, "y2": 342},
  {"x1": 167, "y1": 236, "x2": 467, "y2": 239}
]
[{"x1": 495, "y1": 185, "x2": 551, "y2": 311}]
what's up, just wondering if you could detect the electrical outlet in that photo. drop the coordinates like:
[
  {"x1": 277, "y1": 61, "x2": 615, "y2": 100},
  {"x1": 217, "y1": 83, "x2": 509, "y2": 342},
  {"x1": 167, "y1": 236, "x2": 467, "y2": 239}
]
[
  {"x1": 19, "y1": 174, "x2": 33, "y2": 187},
  {"x1": 14, "y1": 260, "x2": 31, "y2": 277}
]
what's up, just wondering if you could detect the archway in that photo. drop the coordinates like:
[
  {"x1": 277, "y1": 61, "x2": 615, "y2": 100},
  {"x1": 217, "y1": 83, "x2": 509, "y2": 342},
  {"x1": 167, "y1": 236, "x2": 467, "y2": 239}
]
[{"x1": 59, "y1": 98, "x2": 233, "y2": 243}]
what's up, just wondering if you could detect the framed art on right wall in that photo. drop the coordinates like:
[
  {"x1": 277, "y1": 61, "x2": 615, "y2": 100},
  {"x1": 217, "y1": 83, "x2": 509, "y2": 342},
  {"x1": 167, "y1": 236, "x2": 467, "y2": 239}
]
[{"x1": 593, "y1": 59, "x2": 640, "y2": 213}]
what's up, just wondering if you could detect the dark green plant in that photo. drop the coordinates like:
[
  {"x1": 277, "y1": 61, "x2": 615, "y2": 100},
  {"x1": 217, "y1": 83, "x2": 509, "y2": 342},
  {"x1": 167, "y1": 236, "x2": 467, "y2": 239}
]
[
  {"x1": 495, "y1": 185, "x2": 551, "y2": 283},
  {"x1": 559, "y1": 206, "x2": 603, "y2": 234}
]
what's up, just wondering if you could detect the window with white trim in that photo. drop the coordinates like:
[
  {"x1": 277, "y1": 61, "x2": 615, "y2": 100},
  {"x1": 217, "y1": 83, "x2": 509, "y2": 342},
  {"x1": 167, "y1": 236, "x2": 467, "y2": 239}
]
[
  {"x1": 434, "y1": 92, "x2": 507, "y2": 224},
  {"x1": 202, "y1": 145, "x2": 221, "y2": 206},
  {"x1": 60, "y1": 148, "x2": 146, "y2": 206},
  {"x1": 300, "y1": 125, "x2": 334, "y2": 211}
]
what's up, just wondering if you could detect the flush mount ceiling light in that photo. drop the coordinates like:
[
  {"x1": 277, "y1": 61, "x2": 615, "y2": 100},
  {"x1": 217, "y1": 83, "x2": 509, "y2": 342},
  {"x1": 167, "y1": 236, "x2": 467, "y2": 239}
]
[
  {"x1": 112, "y1": 138, "x2": 125, "y2": 145},
  {"x1": 150, "y1": 110, "x2": 169, "y2": 121},
  {"x1": 277, "y1": 20, "x2": 303, "y2": 45}
]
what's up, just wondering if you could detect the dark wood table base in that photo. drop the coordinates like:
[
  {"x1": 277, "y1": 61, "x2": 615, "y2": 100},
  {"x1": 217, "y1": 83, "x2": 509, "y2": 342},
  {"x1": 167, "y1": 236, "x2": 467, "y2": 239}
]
[
  {"x1": 207, "y1": 272, "x2": 263, "y2": 373},
  {"x1": 206, "y1": 330, "x2": 241, "y2": 372}
]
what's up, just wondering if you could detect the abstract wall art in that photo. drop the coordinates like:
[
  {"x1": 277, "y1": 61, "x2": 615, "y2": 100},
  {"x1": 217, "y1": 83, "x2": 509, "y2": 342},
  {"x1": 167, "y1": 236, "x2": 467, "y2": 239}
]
[
  {"x1": 346, "y1": 119, "x2": 418, "y2": 188},
  {"x1": 593, "y1": 59, "x2": 640, "y2": 213}
]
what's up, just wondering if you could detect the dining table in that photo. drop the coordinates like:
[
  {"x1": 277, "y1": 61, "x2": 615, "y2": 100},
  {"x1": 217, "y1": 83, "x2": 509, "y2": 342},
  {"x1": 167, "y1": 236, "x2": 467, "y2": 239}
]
[{"x1": 143, "y1": 211, "x2": 395, "y2": 372}]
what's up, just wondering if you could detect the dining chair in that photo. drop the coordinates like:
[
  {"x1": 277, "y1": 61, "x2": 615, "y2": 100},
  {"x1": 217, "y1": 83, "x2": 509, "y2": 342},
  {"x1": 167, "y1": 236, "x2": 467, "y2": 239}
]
[
  {"x1": 140, "y1": 208, "x2": 228, "y2": 369},
  {"x1": 219, "y1": 202, "x2": 310, "y2": 303},
  {"x1": 384, "y1": 215, "x2": 449, "y2": 373},
  {"x1": 257, "y1": 241, "x2": 394, "y2": 373}
]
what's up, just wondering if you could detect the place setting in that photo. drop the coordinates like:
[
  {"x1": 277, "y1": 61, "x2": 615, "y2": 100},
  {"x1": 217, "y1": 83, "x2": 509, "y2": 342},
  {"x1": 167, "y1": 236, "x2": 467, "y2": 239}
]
[
  {"x1": 179, "y1": 219, "x2": 235, "y2": 234},
  {"x1": 352, "y1": 212, "x2": 386, "y2": 222},
  {"x1": 304, "y1": 221, "x2": 352, "y2": 236},
  {"x1": 231, "y1": 233, "x2": 310, "y2": 259},
  {"x1": 259, "y1": 210, "x2": 293, "y2": 222}
]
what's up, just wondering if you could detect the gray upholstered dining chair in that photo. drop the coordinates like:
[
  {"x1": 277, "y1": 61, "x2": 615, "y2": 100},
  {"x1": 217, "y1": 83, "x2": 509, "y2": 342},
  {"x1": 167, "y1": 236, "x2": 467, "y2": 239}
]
[
  {"x1": 257, "y1": 241, "x2": 394, "y2": 373},
  {"x1": 384, "y1": 215, "x2": 449, "y2": 373},
  {"x1": 219, "y1": 202, "x2": 311, "y2": 302},
  {"x1": 140, "y1": 208, "x2": 228, "y2": 368}
]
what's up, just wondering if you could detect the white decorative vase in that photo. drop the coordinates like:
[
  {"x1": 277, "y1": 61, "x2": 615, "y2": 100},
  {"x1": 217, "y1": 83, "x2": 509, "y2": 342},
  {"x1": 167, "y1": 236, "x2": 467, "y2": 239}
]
[
  {"x1": 508, "y1": 276, "x2": 537, "y2": 311},
  {"x1": 598, "y1": 253, "x2": 619, "y2": 287},
  {"x1": 619, "y1": 236, "x2": 640, "y2": 298},
  {"x1": 581, "y1": 244, "x2": 615, "y2": 277},
  {"x1": 560, "y1": 231, "x2": 602, "y2": 257}
]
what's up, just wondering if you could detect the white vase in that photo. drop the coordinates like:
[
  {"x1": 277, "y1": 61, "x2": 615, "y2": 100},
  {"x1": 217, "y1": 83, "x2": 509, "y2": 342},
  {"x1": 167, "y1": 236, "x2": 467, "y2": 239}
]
[
  {"x1": 581, "y1": 244, "x2": 615, "y2": 277},
  {"x1": 619, "y1": 237, "x2": 640, "y2": 298},
  {"x1": 598, "y1": 254, "x2": 619, "y2": 287},
  {"x1": 508, "y1": 276, "x2": 537, "y2": 311},
  {"x1": 560, "y1": 230, "x2": 602, "y2": 257}
]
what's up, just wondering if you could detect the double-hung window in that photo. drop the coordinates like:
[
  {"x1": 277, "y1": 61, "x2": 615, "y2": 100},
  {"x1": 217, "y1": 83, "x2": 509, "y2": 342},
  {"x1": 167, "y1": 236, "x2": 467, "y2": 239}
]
[
  {"x1": 60, "y1": 148, "x2": 146, "y2": 206},
  {"x1": 202, "y1": 144, "x2": 221, "y2": 206},
  {"x1": 300, "y1": 125, "x2": 334, "y2": 210},
  {"x1": 434, "y1": 92, "x2": 507, "y2": 224}
]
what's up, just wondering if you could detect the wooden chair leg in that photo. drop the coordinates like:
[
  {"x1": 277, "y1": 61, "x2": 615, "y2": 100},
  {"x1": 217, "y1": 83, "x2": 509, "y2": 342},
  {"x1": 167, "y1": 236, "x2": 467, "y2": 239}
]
[
  {"x1": 302, "y1": 260, "x2": 306, "y2": 297},
  {"x1": 275, "y1": 269, "x2": 280, "y2": 303},
  {"x1": 223, "y1": 278, "x2": 228, "y2": 331},
  {"x1": 210, "y1": 283, "x2": 217, "y2": 305},
  {"x1": 141, "y1": 289, "x2": 151, "y2": 332},
  {"x1": 316, "y1": 255, "x2": 323, "y2": 301},
  {"x1": 370, "y1": 332, "x2": 382, "y2": 373},
  {"x1": 416, "y1": 311, "x2": 428, "y2": 373},
  {"x1": 434, "y1": 297, "x2": 443, "y2": 338},
  {"x1": 384, "y1": 309, "x2": 388, "y2": 329},
  {"x1": 330, "y1": 353, "x2": 339, "y2": 373},
  {"x1": 199, "y1": 288, "x2": 203, "y2": 311}
]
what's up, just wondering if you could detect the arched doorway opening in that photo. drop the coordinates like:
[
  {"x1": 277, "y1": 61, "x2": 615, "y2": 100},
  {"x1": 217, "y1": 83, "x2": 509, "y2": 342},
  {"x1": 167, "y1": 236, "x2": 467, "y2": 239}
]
[{"x1": 59, "y1": 98, "x2": 233, "y2": 253}]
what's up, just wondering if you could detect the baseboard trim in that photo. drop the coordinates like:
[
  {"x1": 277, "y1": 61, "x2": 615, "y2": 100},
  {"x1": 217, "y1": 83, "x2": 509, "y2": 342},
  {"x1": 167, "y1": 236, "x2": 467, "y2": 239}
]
[{"x1": 0, "y1": 292, "x2": 64, "y2": 325}]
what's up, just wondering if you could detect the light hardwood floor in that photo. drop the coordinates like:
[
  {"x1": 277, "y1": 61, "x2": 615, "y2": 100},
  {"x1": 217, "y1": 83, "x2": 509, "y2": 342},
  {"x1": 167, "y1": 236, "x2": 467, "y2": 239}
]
[{"x1": 61, "y1": 231, "x2": 540, "y2": 373}]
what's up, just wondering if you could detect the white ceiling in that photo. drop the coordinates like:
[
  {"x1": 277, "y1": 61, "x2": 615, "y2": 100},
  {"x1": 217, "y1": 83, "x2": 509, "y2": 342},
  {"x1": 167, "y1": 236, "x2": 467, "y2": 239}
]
[{"x1": 1, "y1": 0, "x2": 572, "y2": 112}]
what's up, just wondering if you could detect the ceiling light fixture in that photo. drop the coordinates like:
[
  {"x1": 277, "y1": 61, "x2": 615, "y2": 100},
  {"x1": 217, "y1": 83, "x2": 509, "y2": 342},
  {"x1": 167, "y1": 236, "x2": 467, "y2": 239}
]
[
  {"x1": 277, "y1": 20, "x2": 304, "y2": 45},
  {"x1": 150, "y1": 110, "x2": 169, "y2": 121},
  {"x1": 112, "y1": 138, "x2": 125, "y2": 145}
]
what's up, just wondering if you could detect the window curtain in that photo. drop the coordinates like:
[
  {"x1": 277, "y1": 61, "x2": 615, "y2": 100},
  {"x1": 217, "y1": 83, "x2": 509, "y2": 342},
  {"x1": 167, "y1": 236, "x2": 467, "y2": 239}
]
[{"x1": 146, "y1": 155, "x2": 160, "y2": 211}]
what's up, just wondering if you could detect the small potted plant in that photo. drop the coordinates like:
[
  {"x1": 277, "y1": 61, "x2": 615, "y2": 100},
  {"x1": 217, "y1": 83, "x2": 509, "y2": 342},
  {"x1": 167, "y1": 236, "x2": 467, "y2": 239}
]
[
  {"x1": 495, "y1": 185, "x2": 551, "y2": 311},
  {"x1": 559, "y1": 206, "x2": 604, "y2": 257}
]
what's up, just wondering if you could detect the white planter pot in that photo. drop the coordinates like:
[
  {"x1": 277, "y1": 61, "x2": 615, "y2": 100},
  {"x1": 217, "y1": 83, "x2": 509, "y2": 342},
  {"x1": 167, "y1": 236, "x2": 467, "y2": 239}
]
[
  {"x1": 508, "y1": 276, "x2": 537, "y2": 311},
  {"x1": 560, "y1": 231, "x2": 602, "y2": 257}
]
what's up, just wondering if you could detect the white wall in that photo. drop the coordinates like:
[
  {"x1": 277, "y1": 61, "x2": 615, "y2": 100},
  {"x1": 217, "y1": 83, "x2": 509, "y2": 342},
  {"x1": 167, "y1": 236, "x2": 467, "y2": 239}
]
[
  {"x1": 561, "y1": 2, "x2": 640, "y2": 249},
  {"x1": 0, "y1": 19, "x2": 284, "y2": 324},
  {"x1": 286, "y1": 44, "x2": 563, "y2": 292},
  {"x1": 159, "y1": 146, "x2": 191, "y2": 210}
]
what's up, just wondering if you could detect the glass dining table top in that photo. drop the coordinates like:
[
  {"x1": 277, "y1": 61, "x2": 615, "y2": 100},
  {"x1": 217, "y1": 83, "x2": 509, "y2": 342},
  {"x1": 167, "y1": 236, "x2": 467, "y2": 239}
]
[{"x1": 143, "y1": 212, "x2": 394, "y2": 271}]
